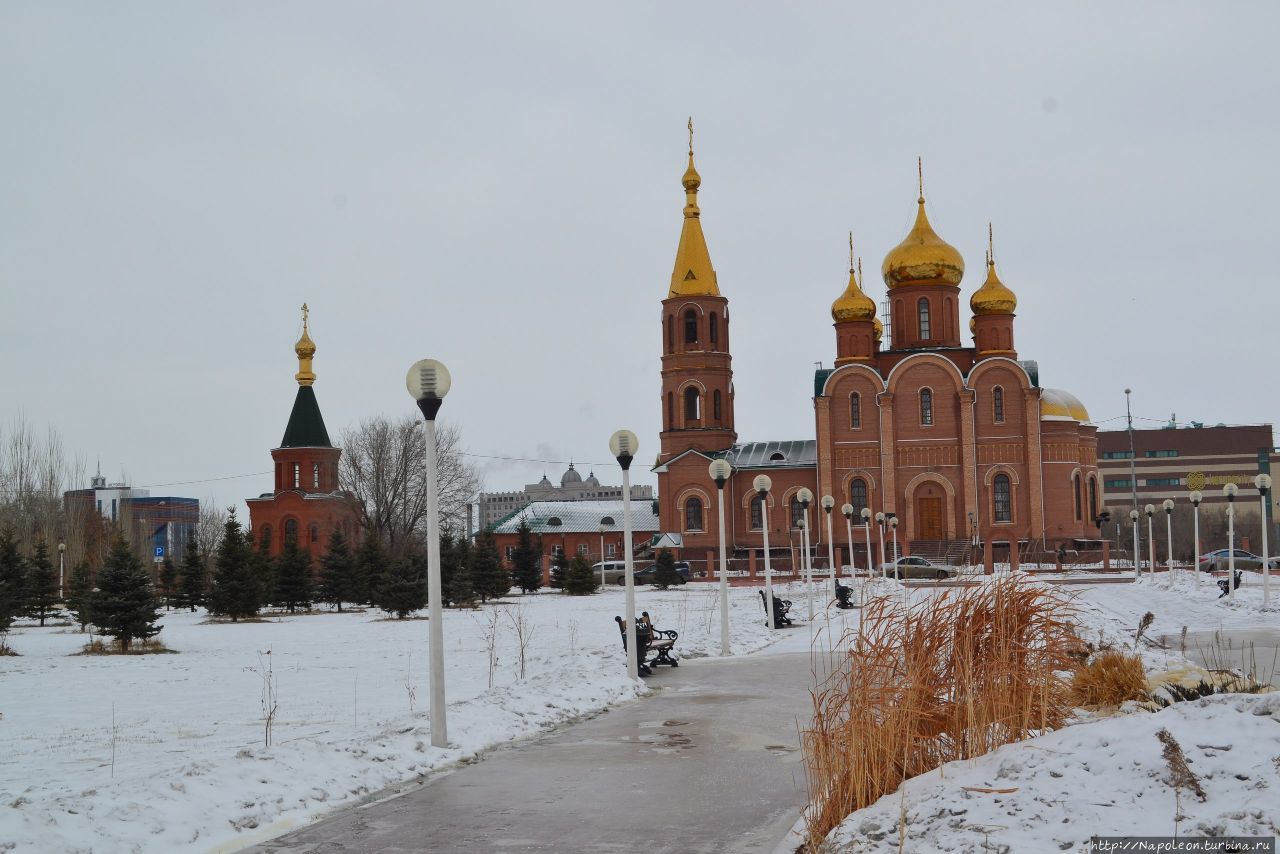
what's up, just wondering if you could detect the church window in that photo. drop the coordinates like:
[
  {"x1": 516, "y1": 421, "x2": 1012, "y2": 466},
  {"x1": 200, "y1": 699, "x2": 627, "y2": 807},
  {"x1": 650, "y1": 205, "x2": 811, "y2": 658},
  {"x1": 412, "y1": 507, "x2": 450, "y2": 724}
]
[
  {"x1": 293, "y1": 464, "x2": 300, "y2": 489},
  {"x1": 667, "y1": 392, "x2": 674, "y2": 431},
  {"x1": 993, "y1": 475, "x2": 1011, "y2": 523},
  {"x1": 261, "y1": 525, "x2": 273, "y2": 548},
  {"x1": 709, "y1": 313, "x2": 719, "y2": 348},
  {"x1": 750, "y1": 495, "x2": 765, "y2": 530},
  {"x1": 918, "y1": 298, "x2": 931, "y2": 339},
  {"x1": 309, "y1": 523, "x2": 319, "y2": 544},
  {"x1": 1089, "y1": 477, "x2": 1098, "y2": 523},
  {"x1": 850, "y1": 478, "x2": 868, "y2": 516},
  {"x1": 684, "y1": 387, "x2": 701, "y2": 422},
  {"x1": 850, "y1": 392, "x2": 861, "y2": 429},
  {"x1": 313, "y1": 463, "x2": 320, "y2": 489},
  {"x1": 920, "y1": 388, "x2": 934, "y2": 426},
  {"x1": 790, "y1": 496, "x2": 805, "y2": 529},
  {"x1": 666, "y1": 315, "x2": 673, "y2": 353},
  {"x1": 684, "y1": 310, "x2": 698, "y2": 344},
  {"x1": 713, "y1": 390, "x2": 722, "y2": 422},
  {"x1": 685, "y1": 497, "x2": 704, "y2": 532},
  {"x1": 1073, "y1": 473, "x2": 1082, "y2": 521},
  {"x1": 993, "y1": 386, "x2": 1005, "y2": 423},
  {"x1": 285, "y1": 518, "x2": 299, "y2": 543}
]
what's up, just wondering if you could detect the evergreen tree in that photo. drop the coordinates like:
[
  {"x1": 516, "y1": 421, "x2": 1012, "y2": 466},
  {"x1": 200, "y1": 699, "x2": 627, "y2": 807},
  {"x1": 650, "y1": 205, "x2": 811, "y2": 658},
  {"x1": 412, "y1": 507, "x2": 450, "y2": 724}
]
[
  {"x1": 651, "y1": 549, "x2": 681, "y2": 590},
  {"x1": 66, "y1": 560, "x2": 95, "y2": 631},
  {"x1": 157, "y1": 556, "x2": 178, "y2": 610},
  {"x1": 510, "y1": 521, "x2": 542, "y2": 594},
  {"x1": 549, "y1": 550, "x2": 569, "y2": 590},
  {"x1": 273, "y1": 531, "x2": 314, "y2": 613},
  {"x1": 317, "y1": 529, "x2": 355, "y2": 612},
  {"x1": 472, "y1": 532, "x2": 509, "y2": 603},
  {"x1": 94, "y1": 536, "x2": 163, "y2": 651},
  {"x1": 375, "y1": 553, "x2": 427, "y2": 618},
  {"x1": 0, "y1": 529, "x2": 28, "y2": 635},
  {"x1": 354, "y1": 535, "x2": 388, "y2": 606},
  {"x1": 208, "y1": 508, "x2": 260, "y2": 621},
  {"x1": 444, "y1": 535, "x2": 475, "y2": 607},
  {"x1": 564, "y1": 553, "x2": 600, "y2": 595},
  {"x1": 26, "y1": 540, "x2": 61, "y2": 626},
  {"x1": 251, "y1": 529, "x2": 277, "y2": 609},
  {"x1": 176, "y1": 537, "x2": 206, "y2": 612}
]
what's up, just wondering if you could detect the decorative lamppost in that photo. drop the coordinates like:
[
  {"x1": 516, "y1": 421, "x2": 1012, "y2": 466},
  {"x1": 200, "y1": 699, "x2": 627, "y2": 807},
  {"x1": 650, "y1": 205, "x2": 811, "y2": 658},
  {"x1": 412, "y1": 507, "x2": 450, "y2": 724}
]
[
  {"x1": 609, "y1": 429, "x2": 641, "y2": 678},
  {"x1": 1144, "y1": 504, "x2": 1156, "y2": 580},
  {"x1": 58, "y1": 542, "x2": 66, "y2": 599},
  {"x1": 1189, "y1": 490, "x2": 1203, "y2": 588},
  {"x1": 797, "y1": 487, "x2": 814, "y2": 620},
  {"x1": 821, "y1": 495, "x2": 836, "y2": 596},
  {"x1": 709, "y1": 458, "x2": 732, "y2": 655},
  {"x1": 1256, "y1": 474, "x2": 1272, "y2": 606},
  {"x1": 1224, "y1": 482, "x2": 1238, "y2": 599},
  {"x1": 875, "y1": 511, "x2": 887, "y2": 578},
  {"x1": 841, "y1": 503, "x2": 856, "y2": 580},
  {"x1": 755, "y1": 475, "x2": 775, "y2": 629},
  {"x1": 889, "y1": 516, "x2": 900, "y2": 568},
  {"x1": 1161, "y1": 499, "x2": 1175, "y2": 583},
  {"x1": 1129, "y1": 509, "x2": 1141, "y2": 579},
  {"x1": 861, "y1": 507, "x2": 873, "y2": 578},
  {"x1": 406, "y1": 357, "x2": 451, "y2": 748}
]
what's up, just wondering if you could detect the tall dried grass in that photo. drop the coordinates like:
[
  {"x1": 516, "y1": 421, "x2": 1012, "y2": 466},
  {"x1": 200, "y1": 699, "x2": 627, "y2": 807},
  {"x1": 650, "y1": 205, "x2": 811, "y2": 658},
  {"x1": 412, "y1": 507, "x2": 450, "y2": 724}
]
[
  {"x1": 1070, "y1": 649, "x2": 1148, "y2": 709},
  {"x1": 801, "y1": 577, "x2": 1079, "y2": 850}
]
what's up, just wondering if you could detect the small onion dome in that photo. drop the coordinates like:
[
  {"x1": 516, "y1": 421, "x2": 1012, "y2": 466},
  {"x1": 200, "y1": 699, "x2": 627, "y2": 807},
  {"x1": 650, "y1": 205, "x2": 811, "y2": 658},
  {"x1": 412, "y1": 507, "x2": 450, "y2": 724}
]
[
  {"x1": 682, "y1": 154, "x2": 701, "y2": 192},
  {"x1": 1040, "y1": 388, "x2": 1090, "y2": 423},
  {"x1": 585, "y1": 470, "x2": 600, "y2": 487},
  {"x1": 882, "y1": 197, "x2": 964, "y2": 288},
  {"x1": 561, "y1": 463, "x2": 583, "y2": 487},
  {"x1": 873, "y1": 316, "x2": 884, "y2": 342},
  {"x1": 968, "y1": 316, "x2": 976, "y2": 334},
  {"x1": 971, "y1": 252, "x2": 1017, "y2": 316},
  {"x1": 831, "y1": 267, "x2": 876, "y2": 322}
]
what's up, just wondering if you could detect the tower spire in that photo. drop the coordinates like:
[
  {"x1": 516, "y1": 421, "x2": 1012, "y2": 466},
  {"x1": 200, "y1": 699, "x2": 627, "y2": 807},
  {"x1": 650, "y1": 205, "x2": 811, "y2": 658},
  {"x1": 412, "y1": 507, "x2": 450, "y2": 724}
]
[
  {"x1": 917, "y1": 156, "x2": 924, "y2": 203},
  {"x1": 988, "y1": 222, "x2": 995, "y2": 267},
  {"x1": 294, "y1": 302, "x2": 317, "y2": 386},
  {"x1": 669, "y1": 119, "x2": 719, "y2": 297}
]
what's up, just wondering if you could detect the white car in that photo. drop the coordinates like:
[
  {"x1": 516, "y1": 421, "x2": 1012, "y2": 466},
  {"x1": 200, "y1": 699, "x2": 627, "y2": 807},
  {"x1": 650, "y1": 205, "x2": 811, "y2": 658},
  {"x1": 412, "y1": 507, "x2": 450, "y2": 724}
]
[{"x1": 877, "y1": 555, "x2": 956, "y2": 580}]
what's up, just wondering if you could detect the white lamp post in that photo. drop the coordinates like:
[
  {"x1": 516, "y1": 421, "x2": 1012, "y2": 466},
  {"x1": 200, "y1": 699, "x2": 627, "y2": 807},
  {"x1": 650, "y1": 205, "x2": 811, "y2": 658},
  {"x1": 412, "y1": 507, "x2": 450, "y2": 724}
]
[
  {"x1": 406, "y1": 358, "x2": 451, "y2": 749},
  {"x1": 889, "y1": 516, "x2": 900, "y2": 569},
  {"x1": 755, "y1": 475, "x2": 775, "y2": 629},
  {"x1": 1129, "y1": 509, "x2": 1141, "y2": 579},
  {"x1": 822, "y1": 495, "x2": 836, "y2": 597},
  {"x1": 609, "y1": 430, "x2": 641, "y2": 678},
  {"x1": 1256, "y1": 474, "x2": 1272, "y2": 605},
  {"x1": 1144, "y1": 504, "x2": 1156, "y2": 581},
  {"x1": 841, "y1": 502, "x2": 855, "y2": 579},
  {"x1": 58, "y1": 542, "x2": 66, "y2": 599},
  {"x1": 1189, "y1": 490, "x2": 1203, "y2": 588},
  {"x1": 797, "y1": 487, "x2": 814, "y2": 620},
  {"x1": 709, "y1": 458, "x2": 732, "y2": 656},
  {"x1": 1161, "y1": 498, "x2": 1175, "y2": 584},
  {"x1": 1224, "y1": 482, "x2": 1238, "y2": 599},
  {"x1": 861, "y1": 507, "x2": 873, "y2": 578},
  {"x1": 875, "y1": 511, "x2": 887, "y2": 578}
]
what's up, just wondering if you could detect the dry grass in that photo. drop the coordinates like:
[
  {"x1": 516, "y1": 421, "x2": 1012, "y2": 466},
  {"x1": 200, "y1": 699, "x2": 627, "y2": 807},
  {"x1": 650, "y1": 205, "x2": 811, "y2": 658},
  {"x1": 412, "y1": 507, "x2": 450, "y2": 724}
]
[
  {"x1": 78, "y1": 637, "x2": 176, "y2": 655},
  {"x1": 1071, "y1": 649, "x2": 1148, "y2": 709},
  {"x1": 801, "y1": 577, "x2": 1079, "y2": 850}
]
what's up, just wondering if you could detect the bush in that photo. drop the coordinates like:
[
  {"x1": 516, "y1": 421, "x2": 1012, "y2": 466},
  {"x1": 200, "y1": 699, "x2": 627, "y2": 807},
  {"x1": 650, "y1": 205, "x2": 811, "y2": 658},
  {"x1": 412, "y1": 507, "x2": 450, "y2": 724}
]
[
  {"x1": 1071, "y1": 649, "x2": 1148, "y2": 709},
  {"x1": 564, "y1": 554, "x2": 599, "y2": 595}
]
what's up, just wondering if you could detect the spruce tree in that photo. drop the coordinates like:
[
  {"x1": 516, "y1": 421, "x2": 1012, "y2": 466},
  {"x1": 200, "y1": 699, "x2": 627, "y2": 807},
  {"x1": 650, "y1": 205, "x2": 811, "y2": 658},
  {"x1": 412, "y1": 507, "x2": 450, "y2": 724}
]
[
  {"x1": 652, "y1": 549, "x2": 681, "y2": 590},
  {"x1": 208, "y1": 508, "x2": 260, "y2": 621},
  {"x1": 472, "y1": 532, "x2": 509, "y2": 603},
  {"x1": 26, "y1": 540, "x2": 60, "y2": 626},
  {"x1": 251, "y1": 530, "x2": 277, "y2": 609},
  {"x1": 317, "y1": 529, "x2": 355, "y2": 612},
  {"x1": 354, "y1": 535, "x2": 388, "y2": 606},
  {"x1": 510, "y1": 521, "x2": 542, "y2": 594},
  {"x1": 176, "y1": 538, "x2": 206, "y2": 612},
  {"x1": 564, "y1": 553, "x2": 600, "y2": 595},
  {"x1": 375, "y1": 553, "x2": 427, "y2": 618},
  {"x1": 273, "y1": 532, "x2": 314, "y2": 613},
  {"x1": 549, "y1": 550, "x2": 569, "y2": 590},
  {"x1": 157, "y1": 556, "x2": 178, "y2": 610},
  {"x1": 66, "y1": 560, "x2": 95, "y2": 631},
  {"x1": 0, "y1": 529, "x2": 28, "y2": 634},
  {"x1": 445, "y1": 535, "x2": 475, "y2": 607},
  {"x1": 94, "y1": 536, "x2": 163, "y2": 651}
]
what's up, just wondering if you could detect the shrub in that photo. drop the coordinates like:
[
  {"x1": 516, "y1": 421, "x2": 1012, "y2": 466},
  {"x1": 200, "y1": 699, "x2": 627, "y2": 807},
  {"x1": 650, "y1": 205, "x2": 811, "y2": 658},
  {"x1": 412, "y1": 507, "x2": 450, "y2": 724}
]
[{"x1": 1071, "y1": 649, "x2": 1148, "y2": 709}]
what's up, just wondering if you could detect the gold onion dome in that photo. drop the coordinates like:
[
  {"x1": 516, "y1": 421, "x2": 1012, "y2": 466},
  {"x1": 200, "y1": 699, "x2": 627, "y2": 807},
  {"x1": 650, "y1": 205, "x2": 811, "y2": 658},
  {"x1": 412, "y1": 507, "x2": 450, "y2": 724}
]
[
  {"x1": 970, "y1": 226, "x2": 1017, "y2": 316},
  {"x1": 668, "y1": 118, "x2": 719, "y2": 298},
  {"x1": 873, "y1": 316, "x2": 884, "y2": 341},
  {"x1": 294, "y1": 303, "x2": 316, "y2": 386},
  {"x1": 881, "y1": 161, "x2": 964, "y2": 288},
  {"x1": 832, "y1": 241, "x2": 876, "y2": 322}
]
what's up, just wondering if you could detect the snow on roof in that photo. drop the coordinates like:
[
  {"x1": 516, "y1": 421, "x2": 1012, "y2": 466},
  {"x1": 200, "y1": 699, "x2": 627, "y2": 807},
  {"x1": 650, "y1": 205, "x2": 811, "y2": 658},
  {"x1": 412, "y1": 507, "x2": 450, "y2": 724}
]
[
  {"x1": 728, "y1": 440, "x2": 817, "y2": 469},
  {"x1": 489, "y1": 499, "x2": 659, "y2": 535}
]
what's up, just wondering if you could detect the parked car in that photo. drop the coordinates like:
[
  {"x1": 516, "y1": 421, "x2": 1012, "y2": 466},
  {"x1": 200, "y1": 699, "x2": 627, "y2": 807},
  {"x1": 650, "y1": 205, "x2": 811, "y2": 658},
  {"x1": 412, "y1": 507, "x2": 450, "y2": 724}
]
[
  {"x1": 877, "y1": 555, "x2": 957, "y2": 580},
  {"x1": 633, "y1": 561, "x2": 691, "y2": 585},
  {"x1": 590, "y1": 561, "x2": 629, "y2": 585},
  {"x1": 1197, "y1": 549, "x2": 1276, "y2": 572}
]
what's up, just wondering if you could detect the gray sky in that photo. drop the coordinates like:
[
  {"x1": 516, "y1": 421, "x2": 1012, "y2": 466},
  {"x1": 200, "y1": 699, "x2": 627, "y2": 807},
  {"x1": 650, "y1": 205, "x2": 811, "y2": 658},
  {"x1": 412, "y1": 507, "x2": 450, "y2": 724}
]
[{"x1": 3, "y1": 2, "x2": 1278, "y2": 514}]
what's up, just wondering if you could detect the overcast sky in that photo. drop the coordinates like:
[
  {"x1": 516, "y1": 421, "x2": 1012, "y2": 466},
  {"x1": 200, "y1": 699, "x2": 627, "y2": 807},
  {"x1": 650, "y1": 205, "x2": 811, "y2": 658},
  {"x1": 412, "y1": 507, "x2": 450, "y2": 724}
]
[{"x1": 2, "y1": 3, "x2": 1278, "y2": 514}]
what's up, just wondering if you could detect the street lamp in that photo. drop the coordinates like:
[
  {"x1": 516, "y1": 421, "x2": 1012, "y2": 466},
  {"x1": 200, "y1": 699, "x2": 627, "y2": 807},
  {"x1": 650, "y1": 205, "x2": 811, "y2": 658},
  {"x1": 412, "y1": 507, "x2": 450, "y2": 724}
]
[
  {"x1": 1129, "y1": 509, "x2": 1141, "y2": 578},
  {"x1": 1256, "y1": 474, "x2": 1272, "y2": 605},
  {"x1": 58, "y1": 542, "x2": 66, "y2": 600},
  {"x1": 875, "y1": 512, "x2": 887, "y2": 578},
  {"x1": 889, "y1": 516, "x2": 900, "y2": 569},
  {"x1": 1162, "y1": 499, "x2": 1175, "y2": 583},
  {"x1": 1224, "y1": 482, "x2": 1238, "y2": 599},
  {"x1": 406, "y1": 357, "x2": 451, "y2": 749},
  {"x1": 860, "y1": 507, "x2": 873, "y2": 578},
  {"x1": 1189, "y1": 491, "x2": 1203, "y2": 588},
  {"x1": 610, "y1": 429, "x2": 641, "y2": 678},
  {"x1": 1144, "y1": 504, "x2": 1156, "y2": 580},
  {"x1": 841, "y1": 503, "x2": 855, "y2": 580},
  {"x1": 755, "y1": 475, "x2": 775, "y2": 629},
  {"x1": 821, "y1": 495, "x2": 836, "y2": 597},
  {"x1": 797, "y1": 487, "x2": 814, "y2": 620},
  {"x1": 709, "y1": 458, "x2": 732, "y2": 656}
]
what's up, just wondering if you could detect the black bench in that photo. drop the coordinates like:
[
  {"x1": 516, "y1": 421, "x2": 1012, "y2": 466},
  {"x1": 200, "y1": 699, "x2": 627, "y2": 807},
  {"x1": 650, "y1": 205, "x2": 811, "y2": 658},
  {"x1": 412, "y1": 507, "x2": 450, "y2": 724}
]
[
  {"x1": 614, "y1": 612, "x2": 679, "y2": 676},
  {"x1": 1217, "y1": 570, "x2": 1243, "y2": 599},
  {"x1": 833, "y1": 582, "x2": 856, "y2": 610},
  {"x1": 759, "y1": 589, "x2": 793, "y2": 628}
]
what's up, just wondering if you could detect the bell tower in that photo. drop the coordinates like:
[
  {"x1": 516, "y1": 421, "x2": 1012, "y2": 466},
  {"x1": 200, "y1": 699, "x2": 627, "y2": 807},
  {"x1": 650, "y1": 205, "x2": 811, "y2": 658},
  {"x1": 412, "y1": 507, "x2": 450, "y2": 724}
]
[{"x1": 659, "y1": 120, "x2": 736, "y2": 459}]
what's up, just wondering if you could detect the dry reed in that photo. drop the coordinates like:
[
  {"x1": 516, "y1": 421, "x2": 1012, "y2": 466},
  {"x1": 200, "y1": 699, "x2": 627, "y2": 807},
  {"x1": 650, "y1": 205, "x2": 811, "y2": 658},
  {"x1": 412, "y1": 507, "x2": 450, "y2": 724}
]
[
  {"x1": 801, "y1": 576, "x2": 1079, "y2": 850},
  {"x1": 1071, "y1": 649, "x2": 1148, "y2": 709}
]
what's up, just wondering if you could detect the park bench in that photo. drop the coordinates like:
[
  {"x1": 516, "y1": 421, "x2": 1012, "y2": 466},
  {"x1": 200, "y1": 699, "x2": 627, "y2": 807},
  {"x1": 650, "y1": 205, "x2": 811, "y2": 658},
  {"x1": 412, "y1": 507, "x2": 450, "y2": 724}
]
[
  {"x1": 759, "y1": 590, "x2": 793, "y2": 628},
  {"x1": 1217, "y1": 570, "x2": 1244, "y2": 599},
  {"x1": 614, "y1": 612, "x2": 679, "y2": 676}
]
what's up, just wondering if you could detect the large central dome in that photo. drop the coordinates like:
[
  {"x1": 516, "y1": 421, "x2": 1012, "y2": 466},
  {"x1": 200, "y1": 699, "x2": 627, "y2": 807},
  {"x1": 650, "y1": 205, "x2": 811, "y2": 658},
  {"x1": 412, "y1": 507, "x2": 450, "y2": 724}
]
[{"x1": 881, "y1": 197, "x2": 965, "y2": 288}]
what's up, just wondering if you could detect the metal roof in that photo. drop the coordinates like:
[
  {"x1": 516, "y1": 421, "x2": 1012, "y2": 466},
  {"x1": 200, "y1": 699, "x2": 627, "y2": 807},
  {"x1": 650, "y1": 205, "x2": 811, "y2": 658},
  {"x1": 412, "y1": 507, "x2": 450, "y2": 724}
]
[
  {"x1": 727, "y1": 440, "x2": 817, "y2": 469},
  {"x1": 489, "y1": 499, "x2": 660, "y2": 535}
]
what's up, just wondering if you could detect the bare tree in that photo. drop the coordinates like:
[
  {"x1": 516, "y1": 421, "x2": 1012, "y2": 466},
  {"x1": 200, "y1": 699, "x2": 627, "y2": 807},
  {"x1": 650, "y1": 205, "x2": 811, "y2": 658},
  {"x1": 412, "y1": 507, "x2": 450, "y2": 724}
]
[
  {"x1": 196, "y1": 502, "x2": 228, "y2": 569},
  {"x1": 339, "y1": 414, "x2": 480, "y2": 557},
  {"x1": 0, "y1": 415, "x2": 86, "y2": 558}
]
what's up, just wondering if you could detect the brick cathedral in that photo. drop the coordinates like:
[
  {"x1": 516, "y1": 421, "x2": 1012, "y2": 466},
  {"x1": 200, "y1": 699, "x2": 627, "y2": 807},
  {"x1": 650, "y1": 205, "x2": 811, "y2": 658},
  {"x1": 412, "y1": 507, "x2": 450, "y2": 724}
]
[{"x1": 654, "y1": 141, "x2": 1101, "y2": 574}]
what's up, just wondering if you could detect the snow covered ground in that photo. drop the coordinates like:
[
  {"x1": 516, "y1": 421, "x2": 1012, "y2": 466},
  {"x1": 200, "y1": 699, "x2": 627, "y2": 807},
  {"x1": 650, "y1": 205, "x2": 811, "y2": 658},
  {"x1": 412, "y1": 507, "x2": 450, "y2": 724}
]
[{"x1": 0, "y1": 583, "x2": 786, "y2": 853}]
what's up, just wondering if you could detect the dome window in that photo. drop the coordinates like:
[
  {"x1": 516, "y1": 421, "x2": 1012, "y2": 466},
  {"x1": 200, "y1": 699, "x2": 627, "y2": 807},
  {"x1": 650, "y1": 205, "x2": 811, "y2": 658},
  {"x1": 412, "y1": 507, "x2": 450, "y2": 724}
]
[
  {"x1": 546, "y1": 517, "x2": 562, "y2": 527},
  {"x1": 769, "y1": 451, "x2": 785, "y2": 462},
  {"x1": 600, "y1": 516, "x2": 615, "y2": 526}
]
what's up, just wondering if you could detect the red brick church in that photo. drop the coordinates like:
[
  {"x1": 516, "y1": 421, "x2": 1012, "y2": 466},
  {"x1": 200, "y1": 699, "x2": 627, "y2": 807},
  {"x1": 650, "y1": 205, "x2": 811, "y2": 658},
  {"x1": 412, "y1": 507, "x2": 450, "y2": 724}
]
[{"x1": 654, "y1": 144, "x2": 1101, "y2": 575}]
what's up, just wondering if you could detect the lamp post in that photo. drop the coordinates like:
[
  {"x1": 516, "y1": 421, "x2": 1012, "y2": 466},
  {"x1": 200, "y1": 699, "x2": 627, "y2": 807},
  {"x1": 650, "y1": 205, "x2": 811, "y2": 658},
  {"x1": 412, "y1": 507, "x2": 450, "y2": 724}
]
[
  {"x1": 822, "y1": 495, "x2": 836, "y2": 597},
  {"x1": 58, "y1": 542, "x2": 66, "y2": 599},
  {"x1": 1161, "y1": 499, "x2": 1175, "y2": 584},
  {"x1": 709, "y1": 459, "x2": 732, "y2": 655},
  {"x1": 1190, "y1": 491, "x2": 1203, "y2": 588},
  {"x1": 842, "y1": 503, "x2": 855, "y2": 580},
  {"x1": 797, "y1": 487, "x2": 814, "y2": 620},
  {"x1": 1224, "y1": 482, "x2": 1238, "y2": 599},
  {"x1": 1129, "y1": 509, "x2": 1141, "y2": 579},
  {"x1": 1145, "y1": 504, "x2": 1156, "y2": 580},
  {"x1": 755, "y1": 475, "x2": 775, "y2": 629},
  {"x1": 861, "y1": 507, "x2": 873, "y2": 578},
  {"x1": 406, "y1": 358, "x2": 451, "y2": 749},
  {"x1": 875, "y1": 512, "x2": 887, "y2": 578},
  {"x1": 1256, "y1": 474, "x2": 1272, "y2": 606},
  {"x1": 889, "y1": 516, "x2": 899, "y2": 569},
  {"x1": 609, "y1": 430, "x2": 641, "y2": 678}
]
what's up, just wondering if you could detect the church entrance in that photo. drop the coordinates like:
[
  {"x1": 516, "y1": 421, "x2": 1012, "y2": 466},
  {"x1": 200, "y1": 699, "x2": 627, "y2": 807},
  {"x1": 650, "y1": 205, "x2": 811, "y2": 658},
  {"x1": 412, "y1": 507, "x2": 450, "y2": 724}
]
[{"x1": 916, "y1": 496, "x2": 944, "y2": 540}]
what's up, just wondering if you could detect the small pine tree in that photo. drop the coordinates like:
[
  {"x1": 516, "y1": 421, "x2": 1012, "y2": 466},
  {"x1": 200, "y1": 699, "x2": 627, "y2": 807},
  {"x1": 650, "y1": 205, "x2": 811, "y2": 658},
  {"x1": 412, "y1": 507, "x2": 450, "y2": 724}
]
[
  {"x1": 549, "y1": 551, "x2": 569, "y2": 590},
  {"x1": 25, "y1": 540, "x2": 60, "y2": 626},
  {"x1": 510, "y1": 521, "x2": 542, "y2": 594},
  {"x1": 250, "y1": 531, "x2": 277, "y2": 609},
  {"x1": 376, "y1": 553, "x2": 427, "y2": 618},
  {"x1": 445, "y1": 536, "x2": 475, "y2": 607},
  {"x1": 208, "y1": 508, "x2": 260, "y2": 621},
  {"x1": 176, "y1": 538, "x2": 206, "y2": 612},
  {"x1": 157, "y1": 556, "x2": 178, "y2": 610},
  {"x1": 273, "y1": 532, "x2": 314, "y2": 613},
  {"x1": 317, "y1": 529, "x2": 355, "y2": 612},
  {"x1": 564, "y1": 554, "x2": 600, "y2": 596},
  {"x1": 472, "y1": 532, "x2": 509, "y2": 603},
  {"x1": 652, "y1": 549, "x2": 681, "y2": 590},
  {"x1": 66, "y1": 560, "x2": 94, "y2": 631},
  {"x1": 0, "y1": 529, "x2": 29, "y2": 635},
  {"x1": 94, "y1": 536, "x2": 163, "y2": 651},
  {"x1": 354, "y1": 535, "x2": 388, "y2": 606}
]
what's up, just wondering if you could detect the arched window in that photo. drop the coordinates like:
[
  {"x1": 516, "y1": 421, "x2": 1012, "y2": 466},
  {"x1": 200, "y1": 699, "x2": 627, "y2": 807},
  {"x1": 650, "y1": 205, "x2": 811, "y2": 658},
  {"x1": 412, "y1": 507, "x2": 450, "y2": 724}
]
[
  {"x1": 284, "y1": 518, "x2": 299, "y2": 543},
  {"x1": 709, "y1": 313, "x2": 719, "y2": 348},
  {"x1": 920, "y1": 388, "x2": 934, "y2": 426},
  {"x1": 1089, "y1": 478, "x2": 1098, "y2": 524},
  {"x1": 993, "y1": 475, "x2": 1011, "y2": 523},
  {"x1": 850, "y1": 392, "x2": 862, "y2": 429},
  {"x1": 1073, "y1": 473, "x2": 1082, "y2": 521},
  {"x1": 993, "y1": 386, "x2": 1004, "y2": 423},
  {"x1": 313, "y1": 463, "x2": 320, "y2": 489},
  {"x1": 918, "y1": 298, "x2": 931, "y2": 339},
  {"x1": 750, "y1": 495, "x2": 764, "y2": 530},
  {"x1": 790, "y1": 496, "x2": 805, "y2": 529},
  {"x1": 850, "y1": 478, "x2": 868, "y2": 516},
  {"x1": 261, "y1": 525, "x2": 273, "y2": 549},
  {"x1": 683, "y1": 387, "x2": 701, "y2": 422},
  {"x1": 666, "y1": 315, "x2": 674, "y2": 353},
  {"x1": 684, "y1": 309, "x2": 698, "y2": 344},
  {"x1": 684, "y1": 497, "x2": 704, "y2": 532},
  {"x1": 309, "y1": 523, "x2": 320, "y2": 544},
  {"x1": 293, "y1": 464, "x2": 300, "y2": 489},
  {"x1": 667, "y1": 392, "x2": 675, "y2": 431},
  {"x1": 713, "y1": 390, "x2": 722, "y2": 422}
]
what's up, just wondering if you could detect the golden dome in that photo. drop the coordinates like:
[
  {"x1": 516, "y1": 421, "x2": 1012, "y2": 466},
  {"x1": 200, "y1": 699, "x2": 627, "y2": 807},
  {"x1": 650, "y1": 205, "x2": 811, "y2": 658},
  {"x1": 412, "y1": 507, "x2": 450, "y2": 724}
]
[
  {"x1": 1040, "y1": 388, "x2": 1090, "y2": 423},
  {"x1": 831, "y1": 246, "x2": 876, "y2": 323},
  {"x1": 881, "y1": 163, "x2": 964, "y2": 288},
  {"x1": 970, "y1": 228, "x2": 1017, "y2": 316},
  {"x1": 668, "y1": 120, "x2": 719, "y2": 298},
  {"x1": 295, "y1": 303, "x2": 316, "y2": 386},
  {"x1": 873, "y1": 316, "x2": 884, "y2": 341}
]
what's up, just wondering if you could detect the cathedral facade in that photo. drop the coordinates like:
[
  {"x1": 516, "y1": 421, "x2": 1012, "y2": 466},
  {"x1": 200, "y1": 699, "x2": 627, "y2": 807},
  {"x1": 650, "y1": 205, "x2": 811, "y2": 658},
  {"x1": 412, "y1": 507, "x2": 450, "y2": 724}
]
[{"x1": 654, "y1": 146, "x2": 1100, "y2": 574}]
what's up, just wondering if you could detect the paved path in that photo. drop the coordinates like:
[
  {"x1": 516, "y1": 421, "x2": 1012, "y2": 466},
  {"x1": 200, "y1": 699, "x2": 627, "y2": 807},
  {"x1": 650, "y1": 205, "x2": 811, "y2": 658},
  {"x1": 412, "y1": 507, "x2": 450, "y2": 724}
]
[{"x1": 249, "y1": 641, "x2": 818, "y2": 854}]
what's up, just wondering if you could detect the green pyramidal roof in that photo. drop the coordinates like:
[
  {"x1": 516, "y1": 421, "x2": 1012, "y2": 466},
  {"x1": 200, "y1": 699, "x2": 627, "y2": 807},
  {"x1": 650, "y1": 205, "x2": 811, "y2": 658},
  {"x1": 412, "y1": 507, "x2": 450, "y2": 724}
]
[{"x1": 281, "y1": 385, "x2": 333, "y2": 448}]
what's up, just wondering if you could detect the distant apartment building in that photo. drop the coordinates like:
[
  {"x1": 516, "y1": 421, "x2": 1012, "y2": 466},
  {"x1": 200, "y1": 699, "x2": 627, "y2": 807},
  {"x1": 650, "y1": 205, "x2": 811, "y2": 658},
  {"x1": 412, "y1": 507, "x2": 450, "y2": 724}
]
[
  {"x1": 478, "y1": 463, "x2": 655, "y2": 530},
  {"x1": 63, "y1": 468, "x2": 199, "y2": 563}
]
